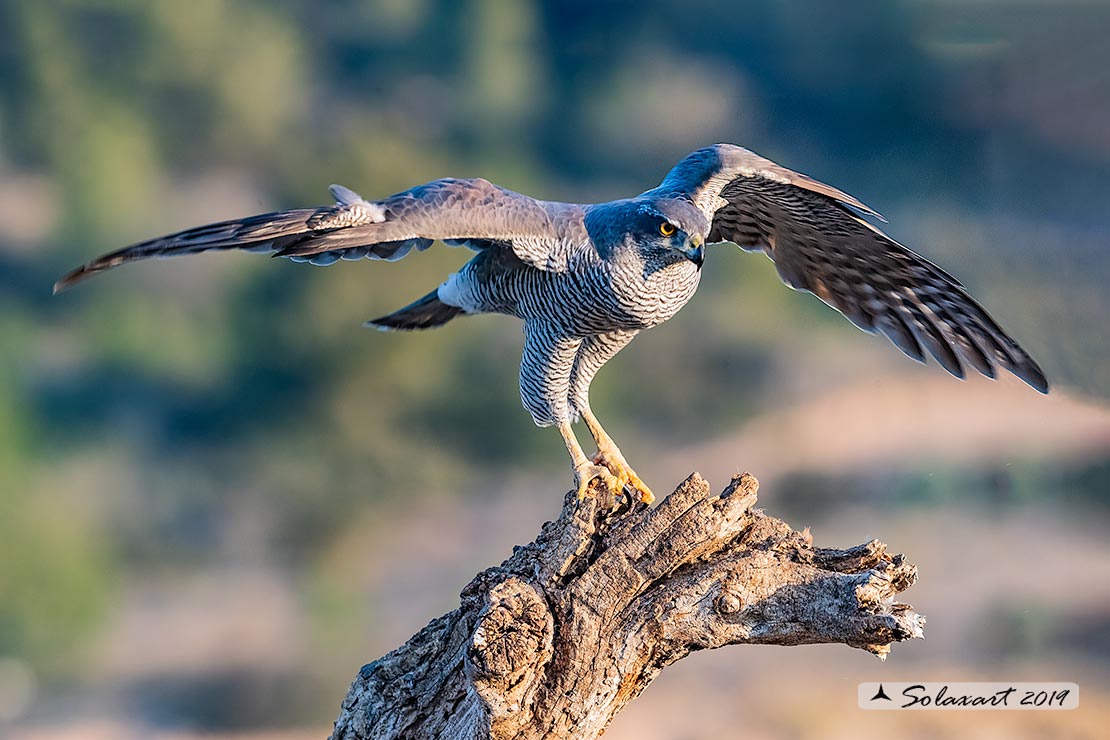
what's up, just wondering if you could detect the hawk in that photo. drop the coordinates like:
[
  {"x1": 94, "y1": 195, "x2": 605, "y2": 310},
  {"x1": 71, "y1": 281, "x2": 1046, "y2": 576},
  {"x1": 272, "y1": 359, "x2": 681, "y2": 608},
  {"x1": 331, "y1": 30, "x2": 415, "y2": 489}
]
[{"x1": 55, "y1": 144, "x2": 1048, "y2": 503}]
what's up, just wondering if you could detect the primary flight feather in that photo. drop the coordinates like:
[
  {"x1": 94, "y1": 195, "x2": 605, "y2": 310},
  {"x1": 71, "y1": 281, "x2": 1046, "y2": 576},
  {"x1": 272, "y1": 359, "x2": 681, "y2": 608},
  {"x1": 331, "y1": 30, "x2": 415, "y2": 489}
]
[{"x1": 56, "y1": 144, "x2": 1048, "y2": 502}]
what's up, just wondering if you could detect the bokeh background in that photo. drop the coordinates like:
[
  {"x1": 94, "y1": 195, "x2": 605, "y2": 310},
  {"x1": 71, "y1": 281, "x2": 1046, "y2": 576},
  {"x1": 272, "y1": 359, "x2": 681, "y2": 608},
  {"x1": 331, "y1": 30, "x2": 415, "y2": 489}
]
[{"x1": 2, "y1": 1, "x2": 1109, "y2": 738}]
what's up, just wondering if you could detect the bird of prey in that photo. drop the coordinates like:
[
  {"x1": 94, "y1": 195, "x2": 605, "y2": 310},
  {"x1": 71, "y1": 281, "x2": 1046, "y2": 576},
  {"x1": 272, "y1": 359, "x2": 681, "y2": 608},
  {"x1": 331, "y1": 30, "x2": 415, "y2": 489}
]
[{"x1": 55, "y1": 144, "x2": 1048, "y2": 504}]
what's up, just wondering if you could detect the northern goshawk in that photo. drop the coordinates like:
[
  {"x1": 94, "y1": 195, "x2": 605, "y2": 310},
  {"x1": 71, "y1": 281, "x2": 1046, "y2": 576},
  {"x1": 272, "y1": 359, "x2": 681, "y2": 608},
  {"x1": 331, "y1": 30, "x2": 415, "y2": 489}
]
[{"x1": 55, "y1": 144, "x2": 1048, "y2": 503}]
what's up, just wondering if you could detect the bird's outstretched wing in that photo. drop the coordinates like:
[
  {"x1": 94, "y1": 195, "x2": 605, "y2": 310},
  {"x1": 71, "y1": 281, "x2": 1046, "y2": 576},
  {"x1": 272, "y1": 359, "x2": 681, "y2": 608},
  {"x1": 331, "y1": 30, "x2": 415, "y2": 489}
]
[
  {"x1": 665, "y1": 144, "x2": 1047, "y2": 392},
  {"x1": 55, "y1": 178, "x2": 582, "y2": 292}
]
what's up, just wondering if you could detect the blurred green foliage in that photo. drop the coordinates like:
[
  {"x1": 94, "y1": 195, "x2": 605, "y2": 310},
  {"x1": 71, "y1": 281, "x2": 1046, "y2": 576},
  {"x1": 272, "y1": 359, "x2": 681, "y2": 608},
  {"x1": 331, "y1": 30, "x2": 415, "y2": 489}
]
[{"x1": 0, "y1": 0, "x2": 1107, "y2": 719}]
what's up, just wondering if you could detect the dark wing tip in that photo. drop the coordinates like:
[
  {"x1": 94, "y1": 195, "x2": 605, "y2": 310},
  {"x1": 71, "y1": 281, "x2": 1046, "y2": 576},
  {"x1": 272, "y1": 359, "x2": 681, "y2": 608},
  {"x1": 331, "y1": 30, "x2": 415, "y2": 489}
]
[
  {"x1": 1014, "y1": 357, "x2": 1050, "y2": 394},
  {"x1": 53, "y1": 265, "x2": 92, "y2": 294},
  {"x1": 935, "y1": 351, "x2": 967, "y2": 380},
  {"x1": 54, "y1": 250, "x2": 128, "y2": 293}
]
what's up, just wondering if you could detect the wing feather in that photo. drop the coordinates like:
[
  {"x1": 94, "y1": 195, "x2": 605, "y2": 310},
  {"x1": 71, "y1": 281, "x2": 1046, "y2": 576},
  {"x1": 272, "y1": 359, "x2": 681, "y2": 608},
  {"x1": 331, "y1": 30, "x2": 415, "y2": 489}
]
[
  {"x1": 681, "y1": 144, "x2": 1047, "y2": 392},
  {"x1": 55, "y1": 178, "x2": 581, "y2": 292}
]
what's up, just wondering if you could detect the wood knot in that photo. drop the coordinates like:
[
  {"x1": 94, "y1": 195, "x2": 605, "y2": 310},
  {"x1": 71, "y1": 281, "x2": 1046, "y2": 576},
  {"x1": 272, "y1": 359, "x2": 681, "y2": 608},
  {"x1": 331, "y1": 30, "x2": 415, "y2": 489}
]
[
  {"x1": 467, "y1": 577, "x2": 554, "y2": 719},
  {"x1": 715, "y1": 590, "x2": 743, "y2": 615},
  {"x1": 470, "y1": 580, "x2": 550, "y2": 679}
]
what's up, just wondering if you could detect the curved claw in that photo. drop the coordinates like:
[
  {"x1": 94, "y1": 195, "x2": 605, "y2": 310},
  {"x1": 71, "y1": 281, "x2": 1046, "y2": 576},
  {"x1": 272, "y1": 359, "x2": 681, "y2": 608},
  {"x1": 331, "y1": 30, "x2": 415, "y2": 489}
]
[{"x1": 621, "y1": 467, "x2": 656, "y2": 505}]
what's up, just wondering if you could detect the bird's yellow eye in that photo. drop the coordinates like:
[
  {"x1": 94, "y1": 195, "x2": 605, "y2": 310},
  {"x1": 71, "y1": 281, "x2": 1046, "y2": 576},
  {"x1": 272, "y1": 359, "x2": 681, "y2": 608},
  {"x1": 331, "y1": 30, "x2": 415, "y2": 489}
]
[{"x1": 659, "y1": 222, "x2": 677, "y2": 237}]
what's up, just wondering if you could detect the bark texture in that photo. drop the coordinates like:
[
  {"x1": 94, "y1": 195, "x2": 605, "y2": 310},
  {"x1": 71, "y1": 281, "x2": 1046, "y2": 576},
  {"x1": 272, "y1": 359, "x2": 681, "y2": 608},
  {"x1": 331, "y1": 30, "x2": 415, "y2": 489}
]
[{"x1": 330, "y1": 472, "x2": 924, "y2": 740}]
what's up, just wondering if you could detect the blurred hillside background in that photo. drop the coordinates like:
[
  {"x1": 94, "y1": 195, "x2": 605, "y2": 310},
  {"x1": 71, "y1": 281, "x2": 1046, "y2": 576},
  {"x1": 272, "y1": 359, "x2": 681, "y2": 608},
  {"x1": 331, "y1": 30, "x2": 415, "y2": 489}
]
[{"x1": 2, "y1": 0, "x2": 1109, "y2": 738}]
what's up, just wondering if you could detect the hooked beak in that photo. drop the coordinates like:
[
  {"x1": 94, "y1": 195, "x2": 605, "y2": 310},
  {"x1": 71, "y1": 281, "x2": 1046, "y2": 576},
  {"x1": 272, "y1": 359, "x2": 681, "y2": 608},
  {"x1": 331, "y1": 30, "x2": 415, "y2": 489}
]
[{"x1": 681, "y1": 235, "x2": 704, "y2": 267}]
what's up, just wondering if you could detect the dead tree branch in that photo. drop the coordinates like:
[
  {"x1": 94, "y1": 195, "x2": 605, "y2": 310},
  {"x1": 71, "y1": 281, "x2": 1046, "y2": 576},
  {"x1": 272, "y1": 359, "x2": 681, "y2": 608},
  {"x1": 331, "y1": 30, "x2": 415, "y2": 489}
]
[{"x1": 330, "y1": 472, "x2": 924, "y2": 740}]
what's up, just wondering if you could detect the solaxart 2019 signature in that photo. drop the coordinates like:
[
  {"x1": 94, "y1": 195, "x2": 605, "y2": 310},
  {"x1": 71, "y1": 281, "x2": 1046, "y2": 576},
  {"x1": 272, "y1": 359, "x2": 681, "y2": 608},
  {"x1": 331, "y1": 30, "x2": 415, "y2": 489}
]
[{"x1": 859, "y1": 682, "x2": 1079, "y2": 710}]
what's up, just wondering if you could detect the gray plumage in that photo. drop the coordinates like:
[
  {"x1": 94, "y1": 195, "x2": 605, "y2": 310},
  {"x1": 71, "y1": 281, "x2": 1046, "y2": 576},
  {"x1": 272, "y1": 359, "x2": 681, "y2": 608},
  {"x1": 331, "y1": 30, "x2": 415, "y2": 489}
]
[{"x1": 55, "y1": 144, "x2": 1048, "y2": 501}]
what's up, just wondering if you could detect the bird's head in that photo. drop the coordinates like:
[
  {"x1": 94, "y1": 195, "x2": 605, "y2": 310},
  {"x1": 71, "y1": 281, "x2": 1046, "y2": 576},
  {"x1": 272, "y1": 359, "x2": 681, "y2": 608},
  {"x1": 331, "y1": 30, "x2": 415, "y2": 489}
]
[
  {"x1": 631, "y1": 197, "x2": 709, "y2": 267},
  {"x1": 586, "y1": 196, "x2": 709, "y2": 267}
]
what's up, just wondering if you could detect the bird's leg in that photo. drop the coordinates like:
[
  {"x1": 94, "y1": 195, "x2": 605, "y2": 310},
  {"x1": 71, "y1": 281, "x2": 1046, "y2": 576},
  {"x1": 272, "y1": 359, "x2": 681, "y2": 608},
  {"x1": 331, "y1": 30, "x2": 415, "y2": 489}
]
[
  {"x1": 558, "y1": 421, "x2": 621, "y2": 501},
  {"x1": 579, "y1": 408, "x2": 655, "y2": 504}
]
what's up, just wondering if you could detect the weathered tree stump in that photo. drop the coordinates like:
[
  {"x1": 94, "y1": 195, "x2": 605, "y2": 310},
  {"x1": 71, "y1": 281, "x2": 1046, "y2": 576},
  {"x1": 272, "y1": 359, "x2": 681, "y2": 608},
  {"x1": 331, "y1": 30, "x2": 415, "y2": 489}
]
[{"x1": 330, "y1": 472, "x2": 924, "y2": 739}]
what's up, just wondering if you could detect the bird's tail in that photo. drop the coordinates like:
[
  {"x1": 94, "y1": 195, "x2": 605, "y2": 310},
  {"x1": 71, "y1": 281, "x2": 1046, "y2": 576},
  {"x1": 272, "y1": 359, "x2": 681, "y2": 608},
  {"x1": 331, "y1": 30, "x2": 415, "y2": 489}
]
[{"x1": 366, "y1": 289, "x2": 464, "y2": 331}]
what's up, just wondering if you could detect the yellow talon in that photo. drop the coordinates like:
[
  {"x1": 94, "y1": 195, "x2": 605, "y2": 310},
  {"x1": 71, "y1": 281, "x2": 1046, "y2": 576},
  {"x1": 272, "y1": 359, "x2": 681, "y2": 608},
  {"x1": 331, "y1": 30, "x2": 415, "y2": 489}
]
[
  {"x1": 578, "y1": 407, "x2": 656, "y2": 505},
  {"x1": 559, "y1": 417, "x2": 653, "y2": 505},
  {"x1": 592, "y1": 452, "x2": 654, "y2": 504},
  {"x1": 624, "y1": 468, "x2": 655, "y2": 505},
  {"x1": 574, "y1": 462, "x2": 621, "y2": 501}
]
